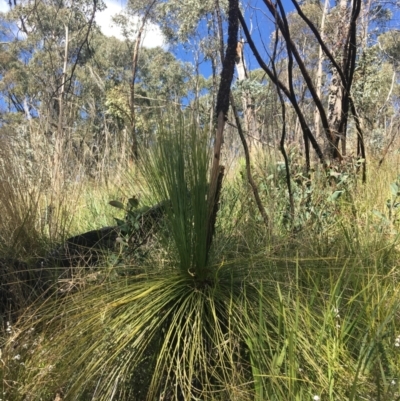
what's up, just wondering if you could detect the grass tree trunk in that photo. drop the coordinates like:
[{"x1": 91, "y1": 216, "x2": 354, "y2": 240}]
[{"x1": 207, "y1": 0, "x2": 239, "y2": 254}]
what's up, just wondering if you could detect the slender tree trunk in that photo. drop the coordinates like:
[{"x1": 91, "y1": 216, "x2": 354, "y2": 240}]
[
  {"x1": 327, "y1": 0, "x2": 348, "y2": 157},
  {"x1": 314, "y1": 0, "x2": 329, "y2": 145},
  {"x1": 209, "y1": 55, "x2": 217, "y2": 133},
  {"x1": 235, "y1": 39, "x2": 258, "y2": 149},
  {"x1": 129, "y1": 22, "x2": 145, "y2": 162},
  {"x1": 207, "y1": 0, "x2": 239, "y2": 254},
  {"x1": 327, "y1": 69, "x2": 343, "y2": 155},
  {"x1": 53, "y1": 24, "x2": 69, "y2": 195},
  {"x1": 360, "y1": 0, "x2": 372, "y2": 49},
  {"x1": 356, "y1": 0, "x2": 372, "y2": 136},
  {"x1": 129, "y1": 0, "x2": 157, "y2": 162}
]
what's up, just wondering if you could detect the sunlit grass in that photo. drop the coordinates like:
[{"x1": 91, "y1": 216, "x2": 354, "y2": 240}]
[
  {"x1": 3, "y1": 253, "x2": 399, "y2": 400},
  {"x1": 1, "y1": 122, "x2": 400, "y2": 400}
]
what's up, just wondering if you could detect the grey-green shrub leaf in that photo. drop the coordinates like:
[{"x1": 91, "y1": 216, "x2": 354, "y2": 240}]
[
  {"x1": 372, "y1": 209, "x2": 389, "y2": 223},
  {"x1": 328, "y1": 190, "x2": 344, "y2": 202},
  {"x1": 390, "y1": 182, "x2": 399, "y2": 197}
]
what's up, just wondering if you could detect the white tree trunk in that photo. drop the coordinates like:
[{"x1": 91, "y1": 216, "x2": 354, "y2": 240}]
[
  {"x1": 235, "y1": 41, "x2": 258, "y2": 149},
  {"x1": 326, "y1": 0, "x2": 349, "y2": 157},
  {"x1": 314, "y1": 0, "x2": 329, "y2": 145}
]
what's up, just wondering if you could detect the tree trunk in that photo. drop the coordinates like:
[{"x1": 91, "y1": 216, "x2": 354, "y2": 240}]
[
  {"x1": 326, "y1": 0, "x2": 348, "y2": 158},
  {"x1": 314, "y1": 0, "x2": 329, "y2": 145},
  {"x1": 235, "y1": 39, "x2": 258, "y2": 149},
  {"x1": 327, "y1": 69, "x2": 343, "y2": 155},
  {"x1": 129, "y1": 0, "x2": 157, "y2": 162},
  {"x1": 207, "y1": 0, "x2": 239, "y2": 255},
  {"x1": 53, "y1": 24, "x2": 69, "y2": 196},
  {"x1": 129, "y1": 22, "x2": 145, "y2": 162}
]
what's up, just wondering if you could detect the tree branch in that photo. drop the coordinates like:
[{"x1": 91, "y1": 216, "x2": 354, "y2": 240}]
[
  {"x1": 238, "y1": 10, "x2": 325, "y2": 164},
  {"x1": 265, "y1": 0, "x2": 335, "y2": 149}
]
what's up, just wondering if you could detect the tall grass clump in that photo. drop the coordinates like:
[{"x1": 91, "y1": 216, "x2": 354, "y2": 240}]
[
  {"x1": 0, "y1": 140, "x2": 46, "y2": 256},
  {"x1": 0, "y1": 130, "x2": 121, "y2": 321},
  {"x1": 2, "y1": 120, "x2": 256, "y2": 400},
  {"x1": 143, "y1": 120, "x2": 210, "y2": 276},
  {"x1": 241, "y1": 260, "x2": 400, "y2": 401},
  {"x1": 0, "y1": 135, "x2": 73, "y2": 320}
]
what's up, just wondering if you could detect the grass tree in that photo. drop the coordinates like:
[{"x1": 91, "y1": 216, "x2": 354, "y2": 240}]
[{"x1": 2, "y1": 119, "x2": 258, "y2": 400}]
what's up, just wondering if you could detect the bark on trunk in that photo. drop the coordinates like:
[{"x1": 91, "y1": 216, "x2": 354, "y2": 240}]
[
  {"x1": 314, "y1": 0, "x2": 329, "y2": 144},
  {"x1": 326, "y1": 0, "x2": 348, "y2": 158},
  {"x1": 207, "y1": 0, "x2": 239, "y2": 254}
]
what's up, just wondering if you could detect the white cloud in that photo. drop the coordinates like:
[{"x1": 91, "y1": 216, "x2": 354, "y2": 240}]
[
  {"x1": 96, "y1": 0, "x2": 165, "y2": 48},
  {"x1": 0, "y1": 0, "x2": 165, "y2": 47},
  {"x1": 0, "y1": 0, "x2": 10, "y2": 13}
]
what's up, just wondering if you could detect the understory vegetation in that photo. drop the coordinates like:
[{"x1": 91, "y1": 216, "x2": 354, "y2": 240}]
[{"x1": 1, "y1": 120, "x2": 400, "y2": 401}]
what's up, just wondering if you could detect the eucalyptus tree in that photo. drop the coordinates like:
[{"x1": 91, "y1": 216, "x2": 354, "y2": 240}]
[
  {"x1": 352, "y1": 45, "x2": 398, "y2": 149},
  {"x1": 2, "y1": 0, "x2": 102, "y2": 125},
  {"x1": 108, "y1": 0, "x2": 223, "y2": 160},
  {"x1": 110, "y1": 0, "x2": 160, "y2": 160},
  {"x1": 1, "y1": 0, "x2": 199, "y2": 178},
  {"x1": 103, "y1": 44, "x2": 192, "y2": 150},
  {"x1": 0, "y1": 0, "x2": 103, "y2": 186},
  {"x1": 240, "y1": 0, "x2": 400, "y2": 170}
]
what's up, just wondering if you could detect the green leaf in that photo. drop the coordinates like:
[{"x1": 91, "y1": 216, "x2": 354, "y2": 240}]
[
  {"x1": 328, "y1": 190, "x2": 344, "y2": 202},
  {"x1": 109, "y1": 200, "x2": 125, "y2": 210},
  {"x1": 372, "y1": 210, "x2": 389, "y2": 223},
  {"x1": 390, "y1": 182, "x2": 399, "y2": 197},
  {"x1": 128, "y1": 197, "x2": 140, "y2": 208},
  {"x1": 114, "y1": 217, "x2": 126, "y2": 227}
]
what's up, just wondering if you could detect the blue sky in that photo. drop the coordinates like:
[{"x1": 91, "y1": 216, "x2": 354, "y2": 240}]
[{"x1": 1, "y1": 0, "x2": 398, "y2": 80}]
